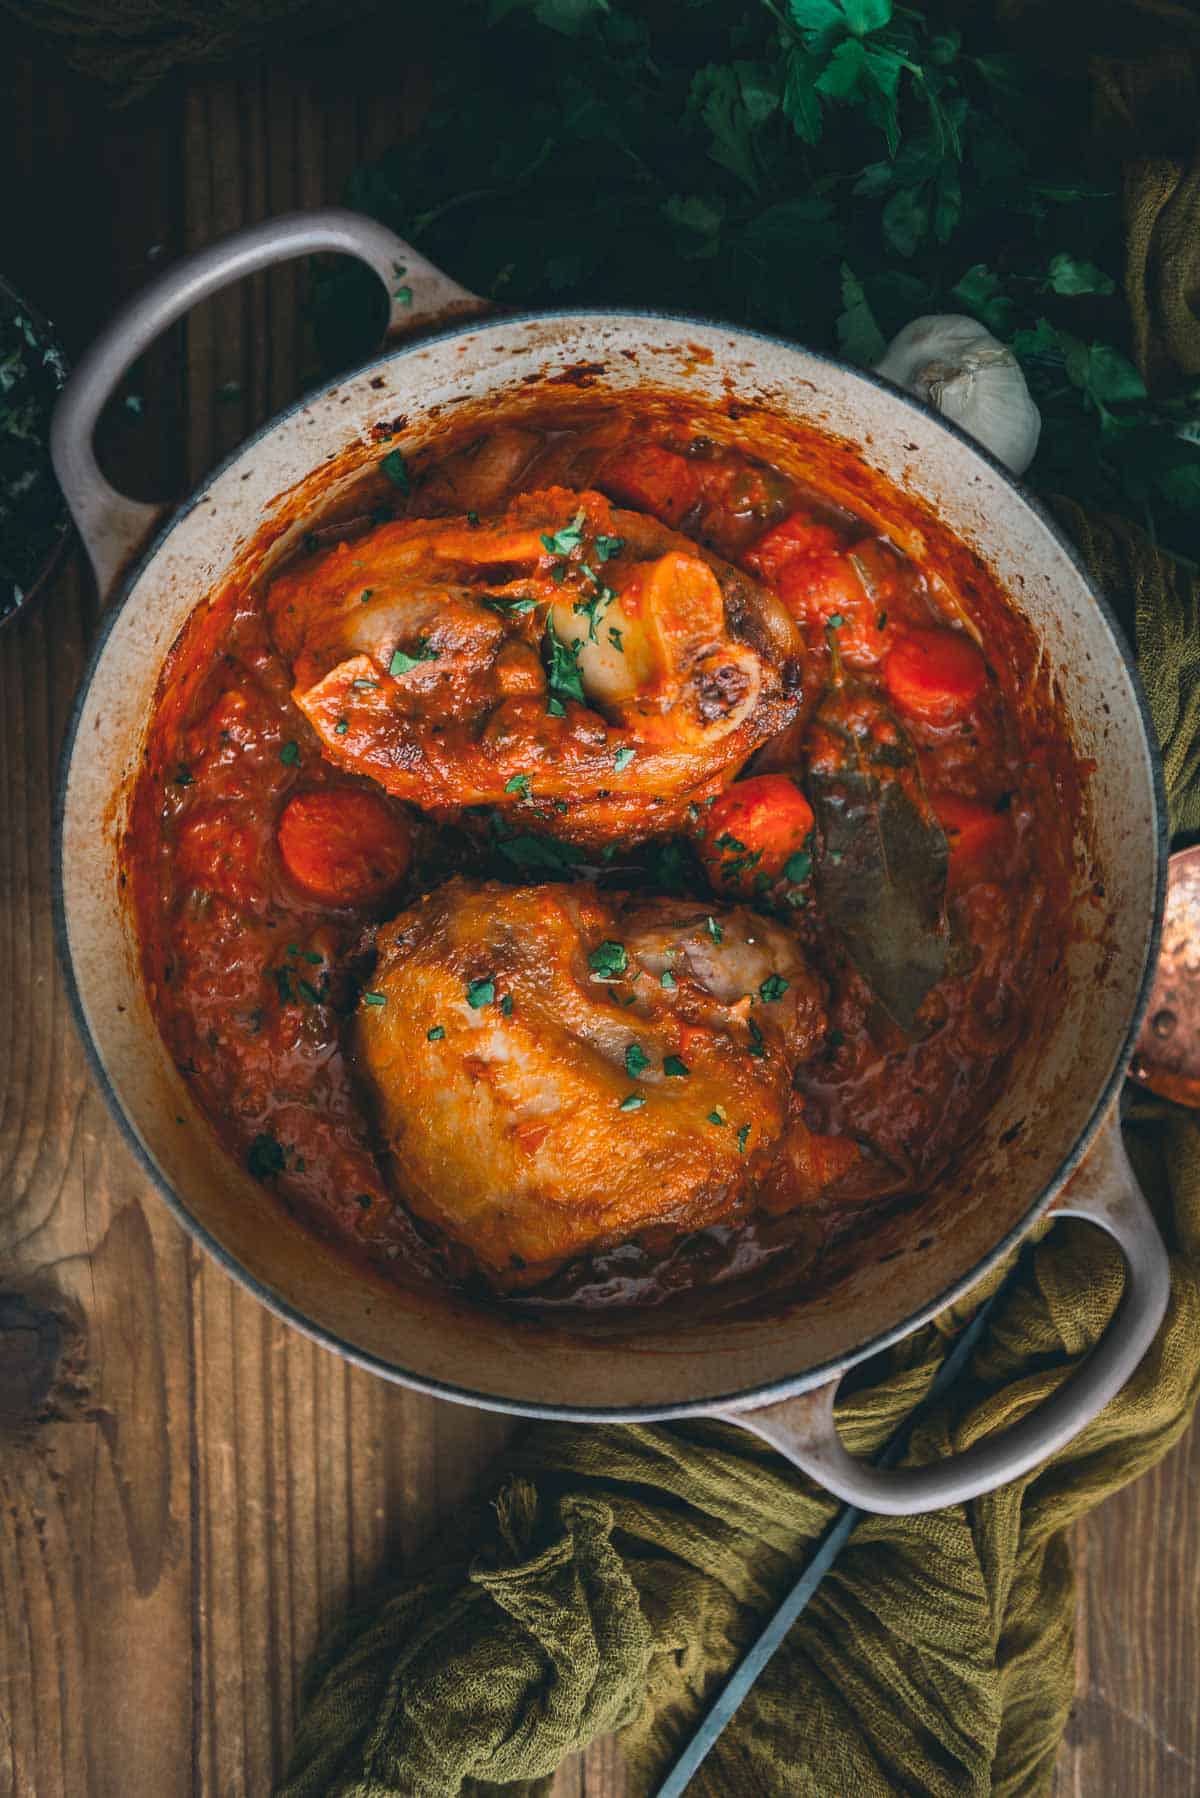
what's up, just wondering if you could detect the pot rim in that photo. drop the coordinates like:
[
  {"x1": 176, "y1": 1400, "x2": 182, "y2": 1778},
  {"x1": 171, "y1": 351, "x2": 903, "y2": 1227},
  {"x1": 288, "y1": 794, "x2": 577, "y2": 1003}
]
[{"x1": 52, "y1": 303, "x2": 1170, "y2": 1420}]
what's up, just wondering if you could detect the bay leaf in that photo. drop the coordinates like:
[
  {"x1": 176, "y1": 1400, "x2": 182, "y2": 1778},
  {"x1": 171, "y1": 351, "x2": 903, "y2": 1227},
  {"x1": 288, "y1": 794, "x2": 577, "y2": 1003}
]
[{"x1": 805, "y1": 664, "x2": 959, "y2": 1033}]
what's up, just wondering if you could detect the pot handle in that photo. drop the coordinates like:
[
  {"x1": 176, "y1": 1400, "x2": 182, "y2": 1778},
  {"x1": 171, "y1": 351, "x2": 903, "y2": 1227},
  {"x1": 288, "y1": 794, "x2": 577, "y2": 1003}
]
[
  {"x1": 713, "y1": 1107, "x2": 1169, "y2": 1515},
  {"x1": 50, "y1": 207, "x2": 482, "y2": 596}
]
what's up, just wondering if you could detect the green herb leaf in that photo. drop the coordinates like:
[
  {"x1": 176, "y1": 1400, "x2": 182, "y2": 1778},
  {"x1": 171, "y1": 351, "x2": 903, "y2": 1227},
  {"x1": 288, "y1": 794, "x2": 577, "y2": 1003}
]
[
  {"x1": 707, "y1": 1107, "x2": 727, "y2": 1127},
  {"x1": 466, "y1": 977, "x2": 496, "y2": 1008},
  {"x1": 705, "y1": 915, "x2": 723, "y2": 943},
  {"x1": 247, "y1": 1133, "x2": 285, "y2": 1178},
  {"x1": 663, "y1": 1054, "x2": 689, "y2": 1077},
  {"x1": 382, "y1": 449, "x2": 411, "y2": 491},
  {"x1": 759, "y1": 974, "x2": 790, "y2": 1002},
  {"x1": 362, "y1": 991, "x2": 388, "y2": 1006},
  {"x1": 594, "y1": 533, "x2": 625, "y2": 561},
  {"x1": 660, "y1": 969, "x2": 677, "y2": 990},
  {"x1": 540, "y1": 509, "x2": 586, "y2": 556},
  {"x1": 504, "y1": 773, "x2": 532, "y2": 797},
  {"x1": 334, "y1": 718, "x2": 349, "y2": 735},
  {"x1": 613, "y1": 745, "x2": 636, "y2": 772},
  {"x1": 543, "y1": 616, "x2": 586, "y2": 706},
  {"x1": 500, "y1": 993, "x2": 515, "y2": 1016},
  {"x1": 619, "y1": 1093, "x2": 646, "y2": 1112},
  {"x1": 625, "y1": 1041, "x2": 651, "y2": 1077},
  {"x1": 280, "y1": 740, "x2": 301, "y2": 766},
  {"x1": 427, "y1": 1024, "x2": 446, "y2": 1040},
  {"x1": 482, "y1": 592, "x2": 539, "y2": 615},
  {"x1": 389, "y1": 639, "x2": 438, "y2": 675},
  {"x1": 737, "y1": 1123, "x2": 751, "y2": 1152},
  {"x1": 1044, "y1": 252, "x2": 1116, "y2": 298},
  {"x1": 589, "y1": 939, "x2": 628, "y2": 979}
]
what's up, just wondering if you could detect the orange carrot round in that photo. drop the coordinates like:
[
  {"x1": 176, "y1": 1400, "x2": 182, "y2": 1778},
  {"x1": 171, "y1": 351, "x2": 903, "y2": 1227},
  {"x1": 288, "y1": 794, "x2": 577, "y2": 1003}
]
[
  {"x1": 277, "y1": 787, "x2": 412, "y2": 906},
  {"x1": 883, "y1": 629, "x2": 987, "y2": 724},
  {"x1": 701, "y1": 773, "x2": 815, "y2": 893}
]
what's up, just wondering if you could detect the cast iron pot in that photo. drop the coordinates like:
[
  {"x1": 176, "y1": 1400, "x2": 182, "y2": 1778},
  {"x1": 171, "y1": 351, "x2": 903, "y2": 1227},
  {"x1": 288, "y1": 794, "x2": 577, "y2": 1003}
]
[{"x1": 51, "y1": 210, "x2": 1171, "y2": 1515}]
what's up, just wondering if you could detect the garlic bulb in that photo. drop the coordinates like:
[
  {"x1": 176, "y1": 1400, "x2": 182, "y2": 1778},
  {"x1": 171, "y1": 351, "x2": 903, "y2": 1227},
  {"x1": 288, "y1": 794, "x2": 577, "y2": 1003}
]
[{"x1": 874, "y1": 315, "x2": 1041, "y2": 477}]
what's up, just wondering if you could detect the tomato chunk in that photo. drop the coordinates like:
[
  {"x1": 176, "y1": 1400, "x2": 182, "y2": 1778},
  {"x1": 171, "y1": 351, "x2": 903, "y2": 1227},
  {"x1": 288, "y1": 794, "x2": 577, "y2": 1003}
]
[
  {"x1": 700, "y1": 773, "x2": 815, "y2": 893},
  {"x1": 277, "y1": 787, "x2": 412, "y2": 905},
  {"x1": 600, "y1": 446, "x2": 702, "y2": 528},
  {"x1": 883, "y1": 629, "x2": 987, "y2": 724},
  {"x1": 744, "y1": 514, "x2": 841, "y2": 583},
  {"x1": 931, "y1": 792, "x2": 1009, "y2": 883}
]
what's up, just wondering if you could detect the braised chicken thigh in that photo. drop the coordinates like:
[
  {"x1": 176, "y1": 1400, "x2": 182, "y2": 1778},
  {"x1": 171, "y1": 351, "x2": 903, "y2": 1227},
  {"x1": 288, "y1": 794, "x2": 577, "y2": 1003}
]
[
  {"x1": 266, "y1": 487, "x2": 801, "y2": 844},
  {"x1": 357, "y1": 878, "x2": 825, "y2": 1284}
]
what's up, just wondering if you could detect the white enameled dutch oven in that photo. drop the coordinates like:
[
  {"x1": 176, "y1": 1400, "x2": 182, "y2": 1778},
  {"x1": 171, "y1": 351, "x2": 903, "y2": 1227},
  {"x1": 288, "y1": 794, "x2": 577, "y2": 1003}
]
[{"x1": 51, "y1": 210, "x2": 1171, "y2": 1515}]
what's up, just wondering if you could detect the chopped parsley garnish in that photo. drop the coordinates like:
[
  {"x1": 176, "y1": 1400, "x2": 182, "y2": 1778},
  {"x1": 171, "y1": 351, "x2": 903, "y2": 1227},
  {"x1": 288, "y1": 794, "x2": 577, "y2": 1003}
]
[
  {"x1": 493, "y1": 826, "x2": 587, "y2": 877},
  {"x1": 334, "y1": 718, "x2": 349, "y2": 735},
  {"x1": 352, "y1": 677, "x2": 379, "y2": 691},
  {"x1": 467, "y1": 510, "x2": 480, "y2": 527},
  {"x1": 588, "y1": 940, "x2": 628, "y2": 980},
  {"x1": 594, "y1": 533, "x2": 625, "y2": 562},
  {"x1": 247, "y1": 1133, "x2": 285, "y2": 1178},
  {"x1": 302, "y1": 533, "x2": 319, "y2": 555},
  {"x1": 303, "y1": 951, "x2": 323, "y2": 964},
  {"x1": 737, "y1": 1124, "x2": 751, "y2": 1153},
  {"x1": 613, "y1": 746, "x2": 636, "y2": 773},
  {"x1": 381, "y1": 449, "x2": 411, "y2": 492},
  {"x1": 828, "y1": 1028, "x2": 846, "y2": 1050},
  {"x1": 359, "y1": 588, "x2": 374, "y2": 604},
  {"x1": 297, "y1": 978, "x2": 325, "y2": 1006},
  {"x1": 707, "y1": 1107, "x2": 727, "y2": 1127},
  {"x1": 540, "y1": 510, "x2": 585, "y2": 557},
  {"x1": 482, "y1": 593, "x2": 538, "y2": 615},
  {"x1": 663, "y1": 1055, "x2": 689, "y2": 1077},
  {"x1": 624, "y1": 1041, "x2": 651, "y2": 1078},
  {"x1": 826, "y1": 613, "x2": 845, "y2": 628},
  {"x1": 174, "y1": 766, "x2": 194, "y2": 786},
  {"x1": 543, "y1": 616, "x2": 585, "y2": 707},
  {"x1": 747, "y1": 1019, "x2": 767, "y2": 1059},
  {"x1": 500, "y1": 993, "x2": 514, "y2": 1016},
  {"x1": 877, "y1": 611, "x2": 888, "y2": 630},
  {"x1": 427, "y1": 1024, "x2": 446, "y2": 1041},
  {"x1": 280, "y1": 740, "x2": 301, "y2": 766},
  {"x1": 705, "y1": 915, "x2": 723, "y2": 944},
  {"x1": 715, "y1": 832, "x2": 747, "y2": 853},
  {"x1": 759, "y1": 974, "x2": 789, "y2": 1003},
  {"x1": 608, "y1": 625, "x2": 624, "y2": 652},
  {"x1": 660, "y1": 969, "x2": 677, "y2": 990},
  {"x1": 573, "y1": 578, "x2": 616, "y2": 642},
  {"x1": 389, "y1": 639, "x2": 437, "y2": 675},
  {"x1": 784, "y1": 850, "x2": 813, "y2": 884},
  {"x1": 362, "y1": 991, "x2": 388, "y2": 1006},
  {"x1": 618, "y1": 1093, "x2": 646, "y2": 1112},
  {"x1": 466, "y1": 977, "x2": 496, "y2": 1008},
  {"x1": 504, "y1": 773, "x2": 532, "y2": 798},
  {"x1": 547, "y1": 697, "x2": 566, "y2": 717},
  {"x1": 273, "y1": 967, "x2": 294, "y2": 1005}
]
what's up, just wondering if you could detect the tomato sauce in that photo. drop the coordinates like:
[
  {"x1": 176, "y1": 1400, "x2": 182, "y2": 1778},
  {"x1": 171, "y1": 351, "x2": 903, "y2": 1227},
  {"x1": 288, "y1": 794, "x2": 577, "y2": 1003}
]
[{"x1": 127, "y1": 405, "x2": 1074, "y2": 1310}]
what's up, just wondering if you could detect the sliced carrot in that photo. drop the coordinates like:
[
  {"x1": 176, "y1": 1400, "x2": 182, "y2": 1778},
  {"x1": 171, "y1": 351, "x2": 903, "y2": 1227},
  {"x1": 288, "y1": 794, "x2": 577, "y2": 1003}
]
[
  {"x1": 883, "y1": 629, "x2": 987, "y2": 724},
  {"x1": 931, "y1": 792, "x2": 1010, "y2": 883},
  {"x1": 701, "y1": 773, "x2": 815, "y2": 893},
  {"x1": 277, "y1": 787, "x2": 412, "y2": 906},
  {"x1": 743, "y1": 513, "x2": 840, "y2": 583},
  {"x1": 600, "y1": 445, "x2": 702, "y2": 528}
]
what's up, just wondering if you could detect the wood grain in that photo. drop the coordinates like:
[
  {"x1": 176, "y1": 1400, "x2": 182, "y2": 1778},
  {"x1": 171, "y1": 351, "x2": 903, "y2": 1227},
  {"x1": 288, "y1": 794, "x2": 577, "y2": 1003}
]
[{"x1": 0, "y1": 28, "x2": 1191, "y2": 1798}]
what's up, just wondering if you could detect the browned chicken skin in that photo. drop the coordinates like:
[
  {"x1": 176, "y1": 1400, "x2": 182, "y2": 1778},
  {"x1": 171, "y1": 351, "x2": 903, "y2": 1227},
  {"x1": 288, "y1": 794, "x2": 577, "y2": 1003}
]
[
  {"x1": 266, "y1": 487, "x2": 802, "y2": 845},
  {"x1": 357, "y1": 878, "x2": 826, "y2": 1285}
]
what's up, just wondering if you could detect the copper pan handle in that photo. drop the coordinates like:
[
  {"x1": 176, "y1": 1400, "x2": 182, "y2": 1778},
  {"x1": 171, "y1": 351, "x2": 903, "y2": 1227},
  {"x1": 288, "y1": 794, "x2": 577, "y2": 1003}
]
[
  {"x1": 713, "y1": 1106, "x2": 1169, "y2": 1515},
  {"x1": 50, "y1": 208, "x2": 482, "y2": 597}
]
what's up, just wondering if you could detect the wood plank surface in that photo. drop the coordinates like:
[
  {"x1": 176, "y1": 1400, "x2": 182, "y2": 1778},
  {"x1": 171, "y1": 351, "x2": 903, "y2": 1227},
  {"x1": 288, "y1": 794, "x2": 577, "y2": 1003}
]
[{"x1": 0, "y1": 26, "x2": 1193, "y2": 1798}]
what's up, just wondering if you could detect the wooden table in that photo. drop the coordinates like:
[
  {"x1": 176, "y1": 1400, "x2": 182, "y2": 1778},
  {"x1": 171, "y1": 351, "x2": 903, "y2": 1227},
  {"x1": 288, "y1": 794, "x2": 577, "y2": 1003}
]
[{"x1": 1, "y1": 28, "x2": 1196, "y2": 1796}]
